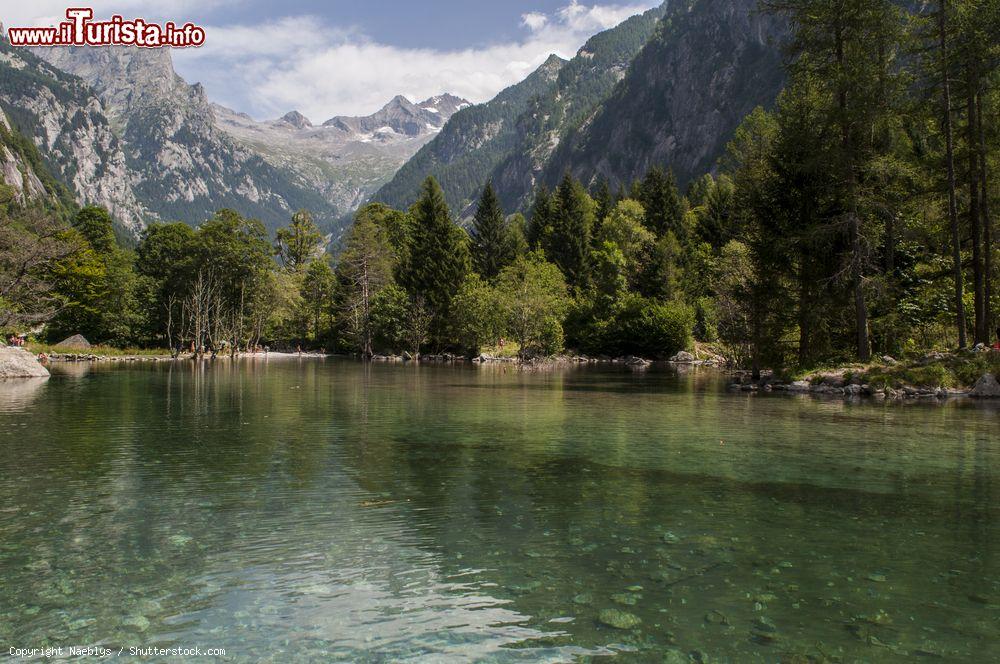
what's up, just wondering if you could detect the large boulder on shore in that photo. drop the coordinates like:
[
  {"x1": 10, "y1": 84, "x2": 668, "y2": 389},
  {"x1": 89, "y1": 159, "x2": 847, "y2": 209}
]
[
  {"x1": 970, "y1": 373, "x2": 1000, "y2": 399},
  {"x1": 0, "y1": 347, "x2": 49, "y2": 378},
  {"x1": 55, "y1": 334, "x2": 91, "y2": 350}
]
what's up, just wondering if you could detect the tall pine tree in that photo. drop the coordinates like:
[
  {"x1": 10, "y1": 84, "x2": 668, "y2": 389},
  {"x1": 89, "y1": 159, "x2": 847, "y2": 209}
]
[
  {"x1": 471, "y1": 182, "x2": 514, "y2": 280},
  {"x1": 545, "y1": 174, "x2": 595, "y2": 291},
  {"x1": 638, "y1": 167, "x2": 686, "y2": 242},
  {"x1": 399, "y1": 177, "x2": 470, "y2": 343},
  {"x1": 527, "y1": 186, "x2": 555, "y2": 250}
]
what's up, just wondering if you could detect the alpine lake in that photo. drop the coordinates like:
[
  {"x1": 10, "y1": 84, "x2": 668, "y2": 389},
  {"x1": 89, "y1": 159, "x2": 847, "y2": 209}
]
[{"x1": 1, "y1": 358, "x2": 998, "y2": 662}]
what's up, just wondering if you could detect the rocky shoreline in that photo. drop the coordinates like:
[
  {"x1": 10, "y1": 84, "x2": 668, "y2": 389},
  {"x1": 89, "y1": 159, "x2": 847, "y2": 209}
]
[
  {"x1": 27, "y1": 347, "x2": 1000, "y2": 401},
  {"x1": 371, "y1": 349, "x2": 720, "y2": 367},
  {"x1": 44, "y1": 353, "x2": 174, "y2": 363},
  {"x1": 41, "y1": 351, "x2": 329, "y2": 363},
  {"x1": 729, "y1": 372, "x2": 1000, "y2": 401}
]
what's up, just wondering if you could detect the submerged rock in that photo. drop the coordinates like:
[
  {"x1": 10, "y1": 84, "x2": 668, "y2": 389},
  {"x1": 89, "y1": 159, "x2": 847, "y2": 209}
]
[
  {"x1": 661, "y1": 648, "x2": 689, "y2": 664},
  {"x1": 597, "y1": 608, "x2": 642, "y2": 629},
  {"x1": 611, "y1": 592, "x2": 641, "y2": 606},
  {"x1": 121, "y1": 614, "x2": 150, "y2": 632},
  {"x1": 750, "y1": 616, "x2": 779, "y2": 643},
  {"x1": 660, "y1": 531, "x2": 680, "y2": 545}
]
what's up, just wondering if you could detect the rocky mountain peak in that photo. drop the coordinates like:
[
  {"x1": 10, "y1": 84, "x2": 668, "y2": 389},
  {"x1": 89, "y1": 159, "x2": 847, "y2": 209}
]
[
  {"x1": 280, "y1": 111, "x2": 312, "y2": 129},
  {"x1": 33, "y1": 45, "x2": 186, "y2": 121},
  {"x1": 322, "y1": 93, "x2": 470, "y2": 137}
]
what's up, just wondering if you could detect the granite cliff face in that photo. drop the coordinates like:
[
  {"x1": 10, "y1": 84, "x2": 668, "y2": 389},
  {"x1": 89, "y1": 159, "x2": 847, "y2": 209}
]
[
  {"x1": 34, "y1": 45, "x2": 335, "y2": 232},
  {"x1": 3, "y1": 0, "x2": 787, "y2": 236},
  {"x1": 382, "y1": 0, "x2": 786, "y2": 215},
  {"x1": 541, "y1": 0, "x2": 787, "y2": 193},
  {"x1": 375, "y1": 3, "x2": 668, "y2": 218},
  {"x1": 18, "y1": 40, "x2": 467, "y2": 234},
  {"x1": 487, "y1": 3, "x2": 669, "y2": 212},
  {"x1": 0, "y1": 41, "x2": 147, "y2": 231},
  {"x1": 0, "y1": 111, "x2": 54, "y2": 205}
]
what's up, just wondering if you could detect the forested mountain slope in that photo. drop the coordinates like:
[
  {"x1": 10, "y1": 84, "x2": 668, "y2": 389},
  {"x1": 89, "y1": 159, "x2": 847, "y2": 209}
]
[{"x1": 542, "y1": 0, "x2": 787, "y2": 192}]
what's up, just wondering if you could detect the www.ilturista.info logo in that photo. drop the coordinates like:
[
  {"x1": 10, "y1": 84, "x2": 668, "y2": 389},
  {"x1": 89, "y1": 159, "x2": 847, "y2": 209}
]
[{"x1": 6, "y1": 8, "x2": 205, "y2": 48}]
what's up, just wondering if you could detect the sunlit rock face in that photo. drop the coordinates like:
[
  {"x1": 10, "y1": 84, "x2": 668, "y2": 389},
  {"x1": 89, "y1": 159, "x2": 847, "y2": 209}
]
[{"x1": 0, "y1": 347, "x2": 49, "y2": 378}]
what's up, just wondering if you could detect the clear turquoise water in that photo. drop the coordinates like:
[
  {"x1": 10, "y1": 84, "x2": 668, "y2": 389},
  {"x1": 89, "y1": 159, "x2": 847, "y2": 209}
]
[{"x1": 1, "y1": 359, "x2": 998, "y2": 662}]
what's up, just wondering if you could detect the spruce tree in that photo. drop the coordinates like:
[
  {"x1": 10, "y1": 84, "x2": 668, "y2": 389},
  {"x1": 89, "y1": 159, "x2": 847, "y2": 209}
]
[
  {"x1": 592, "y1": 178, "x2": 614, "y2": 243},
  {"x1": 527, "y1": 186, "x2": 554, "y2": 249},
  {"x1": 399, "y1": 177, "x2": 470, "y2": 342},
  {"x1": 546, "y1": 174, "x2": 595, "y2": 290},
  {"x1": 471, "y1": 182, "x2": 511, "y2": 280},
  {"x1": 639, "y1": 167, "x2": 686, "y2": 242}
]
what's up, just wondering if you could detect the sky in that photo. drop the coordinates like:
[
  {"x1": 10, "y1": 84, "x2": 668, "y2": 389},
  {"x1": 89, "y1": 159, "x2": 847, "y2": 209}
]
[{"x1": 7, "y1": 0, "x2": 661, "y2": 121}]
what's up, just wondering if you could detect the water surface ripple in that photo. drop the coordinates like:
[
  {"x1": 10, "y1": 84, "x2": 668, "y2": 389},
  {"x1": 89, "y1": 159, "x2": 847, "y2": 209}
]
[{"x1": 0, "y1": 360, "x2": 997, "y2": 662}]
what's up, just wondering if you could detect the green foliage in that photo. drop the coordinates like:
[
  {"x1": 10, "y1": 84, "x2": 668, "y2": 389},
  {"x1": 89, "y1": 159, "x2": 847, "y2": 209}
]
[
  {"x1": 450, "y1": 274, "x2": 503, "y2": 355},
  {"x1": 300, "y1": 258, "x2": 335, "y2": 342},
  {"x1": 570, "y1": 294, "x2": 693, "y2": 359},
  {"x1": 692, "y1": 174, "x2": 736, "y2": 250},
  {"x1": 73, "y1": 206, "x2": 117, "y2": 255},
  {"x1": 398, "y1": 177, "x2": 471, "y2": 344},
  {"x1": 526, "y1": 186, "x2": 555, "y2": 249},
  {"x1": 597, "y1": 199, "x2": 654, "y2": 290},
  {"x1": 275, "y1": 210, "x2": 323, "y2": 271},
  {"x1": 544, "y1": 174, "x2": 595, "y2": 290},
  {"x1": 370, "y1": 284, "x2": 433, "y2": 356},
  {"x1": 46, "y1": 206, "x2": 144, "y2": 345},
  {"x1": 638, "y1": 167, "x2": 687, "y2": 241},
  {"x1": 354, "y1": 202, "x2": 412, "y2": 266},
  {"x1": 495, "y1": 251, "x2": 571, "y2": 358},
  {"x1": 335, "y1": 208, "x2": 395, "y2": 355},
  {"x1": 470, "y1": 182, "x2": 517, "y2": 280}
]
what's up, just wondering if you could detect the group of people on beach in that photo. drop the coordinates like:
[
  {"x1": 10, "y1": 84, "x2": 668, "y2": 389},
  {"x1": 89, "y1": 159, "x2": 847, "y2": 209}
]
[{"x1": 6, "y1": 334, "x2": 25, "y2": 347}]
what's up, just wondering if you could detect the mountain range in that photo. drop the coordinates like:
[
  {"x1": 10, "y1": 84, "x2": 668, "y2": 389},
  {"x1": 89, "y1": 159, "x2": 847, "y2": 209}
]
[
  {"x1": 1, "y1": 0, "x2": 787, "y2": 237},
  {"x1": 212, "y1": 93, "x2": 470, "y2": 216}
]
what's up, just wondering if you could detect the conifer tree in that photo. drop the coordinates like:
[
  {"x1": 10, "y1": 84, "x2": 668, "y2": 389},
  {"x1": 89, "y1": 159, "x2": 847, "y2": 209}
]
[
  {"x1": 546, "y1": 174, "x2": 595, "y2": 291},
  {"x1": 638, "y1": 167, "x2": 686, "y2": 242},
  {"x1": 471, "y1": 182, "x2": 513, "y2": 280},
  {"x1": 399, "y1": 177, "x2": 470, "y2": 342},
  {"x1": 592, "y1": 178, "x2": 614, "y2": 242},
  {"x1": 763, "y1": 0, "x2": 906, "y2": 361},
  {"x1": 527, "y1": 186, "x2": 555, "y2": 249}
]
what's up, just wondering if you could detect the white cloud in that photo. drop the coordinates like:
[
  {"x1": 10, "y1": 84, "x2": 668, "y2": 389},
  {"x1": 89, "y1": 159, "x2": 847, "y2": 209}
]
[
  {"x1": 521, "y1": 12, "x2": 549, "y2": 32},
  {"x1": 169, "y1": 1, "x2": 660, "y2": 121}
]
